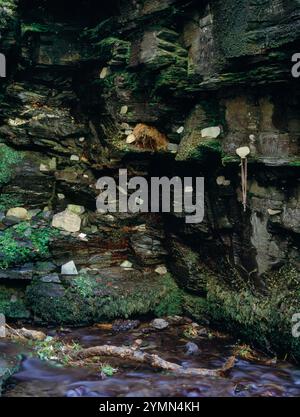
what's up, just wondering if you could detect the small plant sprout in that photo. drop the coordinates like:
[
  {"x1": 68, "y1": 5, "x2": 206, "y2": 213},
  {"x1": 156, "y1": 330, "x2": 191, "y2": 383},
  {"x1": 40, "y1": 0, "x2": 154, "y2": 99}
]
[{"x1": 100, "y1": 364, "x2": 118, "y2": 377}]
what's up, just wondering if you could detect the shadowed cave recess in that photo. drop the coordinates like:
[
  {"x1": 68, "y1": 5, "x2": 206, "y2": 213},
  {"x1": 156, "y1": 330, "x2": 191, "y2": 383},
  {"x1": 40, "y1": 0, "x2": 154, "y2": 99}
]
[{"x1": 0, "y1": 0, "x2": 299, "y2": 363}]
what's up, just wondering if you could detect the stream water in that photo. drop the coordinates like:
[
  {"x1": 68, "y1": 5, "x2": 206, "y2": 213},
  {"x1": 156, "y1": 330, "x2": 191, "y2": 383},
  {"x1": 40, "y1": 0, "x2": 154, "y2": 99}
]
[{"x1": 2, "y1": 323, "x2": 300, "y2": 397}]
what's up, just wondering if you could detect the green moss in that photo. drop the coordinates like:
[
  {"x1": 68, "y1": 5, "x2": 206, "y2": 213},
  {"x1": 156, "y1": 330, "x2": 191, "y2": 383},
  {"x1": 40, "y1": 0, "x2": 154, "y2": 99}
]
[
  {"x1": 184, "y1": 266, "x2": 300, "y2": 361},
  {"x1": 222, "y1": 153, "x2": 261, "y2": 166},
  {"x1": 155, "y1": 61, "x2": 189, "y2": 92},
  {"x1": 0, "y1": 0, "x2": 17, "y2": 28},
  {"x1": 213, "y1": 0, "x2": 261, "y2": 58},
  {"x1": 176, "y1": 99, "x2": 225, "y2": 161},
  {"x1": 154, "y1": 274, "x2": 183, "y2": 317},
  {"x1": 221, "y1": 155, "x2": 239, "y2": 165},
  {"x1": 0, "y1": 285, "x2": 30, "y2": 319},
  {"x1": 101, "y1": 70, "x2": 139, "y2": 93},
  {"x1": 21, "y1": 23, "x2": 51, "y2": 35},
  {"x1": 0, "y1": 145, "x2": 23, "y2": 186},
  {"x1": 26, "y1": 273, "x2": 183, "y2": 325},
  {"x1": 83, "y1": 18, "x2": 116, "y2": 42},
  {"x1": 30, "y1": 336, "x2": 81, "y2": 365},
  {"x1": 72, "y1": 275, "x2": 96, "y2": 298},
  {"x1": 183, "y1": 293, "x2": 208, "y2": 323},
  {"x1": 100, "y1": 364, "x2": 118, "y2": 377},
  {"x1": 145, "y1": 31, "x2": 187, "y2": 71},
  {"x1": 26, "y1": 282, "x2": 82, "y2": 325},
  {"x1": 0, "y1": 0, "x2": 16, "y2": 8},
  {"x1": 177, "y1": 136, "x2": 222, "y2": 162},
  {"x1": 0, "y1": 194, "x2": 20, "y2": 212},
  {"x1": 189, "y1": 139, "x2": 222, "y2": 161},
  {"x1": 214, "y1": 0, "x2": 300, "y2": 57},
  {"x1": 289, "y1": 160, "x2": 300, "y2": 167},
  {"x1": 95, "y1": 37, "x2": 131, "y2": 64},
  {"x1": 0, "y1": 222, "x2": 59, "y2": 269},
  {"x1": 202, "y1": 140, "x2": 222, "y2": 152},
  {"x1": 118, "y1": 71, "x2": 139, "y2": 91}
]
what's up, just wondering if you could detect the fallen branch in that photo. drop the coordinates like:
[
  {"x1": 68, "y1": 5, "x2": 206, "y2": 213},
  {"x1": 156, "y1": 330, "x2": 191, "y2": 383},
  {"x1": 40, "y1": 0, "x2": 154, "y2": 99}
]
[
  {"x1": 70, "y1": 344, "x2": 235, "y2": 377},
  {"x1": 5, "y1": 324, "x2": 46, "y2": 341},
  {"x1": 5, "y1": 323, "x2": 25, "y2": 340}
]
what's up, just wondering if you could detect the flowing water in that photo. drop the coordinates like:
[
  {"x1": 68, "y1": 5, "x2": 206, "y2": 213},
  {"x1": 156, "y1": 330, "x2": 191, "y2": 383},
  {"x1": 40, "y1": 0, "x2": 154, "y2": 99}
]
[{"x1": 2, "y1": 323, "x2": 300, "y2": 397}]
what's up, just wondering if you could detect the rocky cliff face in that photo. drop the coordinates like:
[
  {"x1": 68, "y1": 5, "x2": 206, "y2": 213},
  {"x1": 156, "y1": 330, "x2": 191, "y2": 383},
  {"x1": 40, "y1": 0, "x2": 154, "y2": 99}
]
[{"x1": 0, "y1": 0, "x2": 299, "y2": 360}]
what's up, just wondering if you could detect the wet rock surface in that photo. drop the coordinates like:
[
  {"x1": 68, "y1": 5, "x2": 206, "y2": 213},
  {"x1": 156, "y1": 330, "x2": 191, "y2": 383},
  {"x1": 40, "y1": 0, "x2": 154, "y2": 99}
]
[
  {"x1": 151, "y1": 318, "x2": 169, "y2": 330},
  {"x1": 112, "y1": 319, "x2": 140, "y2": 333}
]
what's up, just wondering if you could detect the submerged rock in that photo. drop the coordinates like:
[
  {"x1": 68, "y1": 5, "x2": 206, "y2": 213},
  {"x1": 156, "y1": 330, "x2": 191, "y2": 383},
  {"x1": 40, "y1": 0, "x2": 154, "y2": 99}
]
[
  {"x1": 185, "y1": 342, "x2": 200, "y2": 356},
  {"x1": 112, "y1": 319, "x2": 140, "y2": 332},
  {"x1": 151, "y1": 318, "x2": 169, "y2": 330}
]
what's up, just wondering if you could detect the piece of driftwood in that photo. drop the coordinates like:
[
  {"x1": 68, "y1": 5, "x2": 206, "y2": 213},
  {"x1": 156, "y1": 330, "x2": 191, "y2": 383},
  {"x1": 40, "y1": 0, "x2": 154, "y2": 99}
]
[
  {"x1": 71, "y1": 344, "x2": 236, "y2": 377},
  {"x1": 5, "y1": 324, "x2": 46, "y2": 341}
]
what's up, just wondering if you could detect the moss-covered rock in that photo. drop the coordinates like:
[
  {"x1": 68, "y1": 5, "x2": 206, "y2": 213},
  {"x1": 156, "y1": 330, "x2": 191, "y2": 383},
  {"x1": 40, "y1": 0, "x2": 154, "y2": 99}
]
[
  {"x1": 183, "y1": 266, "x2": 300, "y2": 361},
  {"x1": 26, "y1": 271, "x2": 183, "y2": 325},
  {"x1": 0, "y1": 222, "x2": 59, "y2": 270},
  {"x1": 94, "y1": 37, "x2": 131, "y2": 65},
  {"x1": 0, "y1": 0, "x2": 17, "y2": 25},
  {"x1": 0, "y1": 194, "x2": 21, "y2": 212},
  {"x1": 168, "y1": 239, "x2": 212, "y2": 295},
  {"x1": 0, "y1": 284, "x2": 30, "y2": 319},
  {"x1": 213, "y1": 0, "x2": 300, "y2": 59},
  {"x1": 176, "y1": 103, "x2": 223, "y2": 161},
  {"x1": 0, "y1": 0, "x2": 18, "y2": 51},
  {"x1": 0, "y1": 144, "x2": 23, "y2": 187},
  {"x1": 183, "y1": 293, "x2": 208, "y2": 324}
]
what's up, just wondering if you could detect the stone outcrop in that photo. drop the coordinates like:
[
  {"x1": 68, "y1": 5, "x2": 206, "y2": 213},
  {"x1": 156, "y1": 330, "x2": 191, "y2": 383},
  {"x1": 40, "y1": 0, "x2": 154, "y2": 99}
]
[{"x1": 0, "y1": 0, "x2": 299, "y2": 360}]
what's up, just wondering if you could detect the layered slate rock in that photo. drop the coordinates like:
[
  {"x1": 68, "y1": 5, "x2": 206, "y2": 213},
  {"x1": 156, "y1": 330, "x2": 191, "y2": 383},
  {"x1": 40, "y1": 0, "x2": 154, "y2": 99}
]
[{"x1": 0, "y1": 0, "x2": 299, "y2": 360}]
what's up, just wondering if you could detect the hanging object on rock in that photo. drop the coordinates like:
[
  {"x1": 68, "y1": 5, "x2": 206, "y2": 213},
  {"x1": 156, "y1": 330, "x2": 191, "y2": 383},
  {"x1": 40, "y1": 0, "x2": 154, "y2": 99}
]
[
  {"x1": 126, "y1": 133, "x2": 136, "y2": 144},
  {"x1": 132, "y1": 124, "x2": 169, "y2": 151},
  {"x1": 236, "y1": 146, "x2": 250, "y2": 212}
]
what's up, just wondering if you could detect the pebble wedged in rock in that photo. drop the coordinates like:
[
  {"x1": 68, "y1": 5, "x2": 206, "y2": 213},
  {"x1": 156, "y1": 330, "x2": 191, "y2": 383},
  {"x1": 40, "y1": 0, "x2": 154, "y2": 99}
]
[
  {"x1": 185, "y1": 342, "x2": 200, "y2": 356},
  {"x1": 52, "y1": 210, "x2": 82, "y2": 233},
  {"x1": 61, "y1": 261, "x2": 78, "y2": 275}
]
